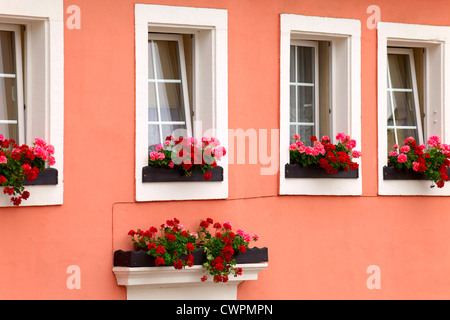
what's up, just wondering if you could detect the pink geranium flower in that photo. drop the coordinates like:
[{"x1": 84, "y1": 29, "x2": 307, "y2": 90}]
[{"x1": 397, "y1": 153, "x2": 407, "y2": 163}]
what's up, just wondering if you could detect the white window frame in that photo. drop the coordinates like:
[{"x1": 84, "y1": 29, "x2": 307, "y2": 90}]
[
  {"x1": 280, "y1": 14, "x2": 362, "y2": 196},
  {"x1": 290, "y1": 40, "x2": 320, "y2": 141},
  {"x1": 147, "y1": 33, "x2": 192, "y2": 145},
  {"x1": 135, "y1": 4, "x2": 228, "y2": 202},
  {"x1": 0, "y1": 0, "x2": 64, "y2": 207},
  {"x1": 0, "y1": 23, "x2": 25, "y2": 144},
  {"x1": 378, "y1": 22, "x2": 450, "y2": 196}
]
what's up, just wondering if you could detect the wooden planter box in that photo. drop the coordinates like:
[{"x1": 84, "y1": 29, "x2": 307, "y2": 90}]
[
  {"x1": 285, "y1": 163, "x2": 359, "y2": 179},
  {"x1": 113, "y1": 247, "x2": 268, "y2": 268},
  {"x1": 142, "y1": 166, "x2": 223, "y2": 183},
  {"x1": 383, "y1": 165, "x2": 450, "y2": 180},
  {"x1": 23, "y1": 168, "x2": 58, "y2": 186}
]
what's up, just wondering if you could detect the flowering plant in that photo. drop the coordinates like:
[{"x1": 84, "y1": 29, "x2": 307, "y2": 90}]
[
  {"x1": 387, "y1": 136, "x2": 450, "y2": 188},
  {"x1": 0, "y1": 135, "x2": 55, "y2": 206},
  {"x1": 289, "y1": 133, "x2": 361, "y2": 174},
  {"x1": 128, "y1": 218, "x2": 198, "y2": 269},
  {"x1": 197, "y1": 218, "x2": 258, "y2": 283},
  {"x1": 148, "y1": 135, "x2": 226, "y2": 180}
]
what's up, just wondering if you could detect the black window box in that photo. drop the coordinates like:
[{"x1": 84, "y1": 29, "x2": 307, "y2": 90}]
[
  {"x1": 142, "y1": 165, "x2": 223, "y2": 182},
  {"x1": 383, "y1": 165, "x2": 450, "y2": 180},
  {"x1": 23, "y1": 168, "x2": 58, "y2": 186},
  {"x1": 285, "y1": 163, "x2": 359, "y2": 179},
  {"x1": 113, "y1": 247, "x2": 268, "y2": 268}
]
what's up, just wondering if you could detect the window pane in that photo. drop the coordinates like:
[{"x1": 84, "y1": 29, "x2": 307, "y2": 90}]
[
  {"x1": 388, "y1": 54, "x2": 412, "y2": 89},
  {"x1": 396, "y1": 128, "x2": 420, "y2": 146},
  {"x1": 391, "y1": 91, "x2": 417, "y2": 127},
  {"x1": 289, "y1": 85, "x2": 296, "y2": 122},
  {"x1": 0, "y1": 77, "x2": 17, "y2": 121},
  {"x1": 290, "y1": 46, "x2": 295, "y2": 82},
  {"x1": 161, "y1": 124, "x2": 188, "y2": 141},
  {"x1": 289, "y1": 125, "x2": 297, "y2": 144},
  {"x1": 158, "y1": 82, "x2": 186, "y2": 122},
  {"x1": 296, "y1": 46, "x2": 314, "y2": 84},
  {"x1": 299, "y1": 126, "x2": 314, "y2": 146},
  {"x1": 148, "y1": 124, "x2": 161, "y2": 146},
  {"x1": 148, "y1": 82, "x2": 158, "y2": 121},
  {"x1": 153, "y1": 40, "x2": 180, "y2": 80},
  {"x1": 0, "y1": 123, "x2": 17, "y2": 141},
  {"x1": 0, "y1": 31, "x2": 15, "y2": 75},
  {"x1": 297, "y1": 86, "x2": 314, "y2": 123},
  {"x1": 148, "y1": 41, "x2": 155, "y2": 80}
]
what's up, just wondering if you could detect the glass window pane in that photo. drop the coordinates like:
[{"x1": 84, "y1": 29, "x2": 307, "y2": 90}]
[
  {"x1": 148, "y1": 82, "x2": 158, "y2": 121},
  {"x1": 299, "y1": 126, "x2": 314, "y2": 146},
  {"x1": 387, "y1": 128, "x2": 396, "y2": 150},
  {"x1": 388, "y1": 54, "x2": 412, "y2": 89},
  {"x1": 0, "y1": 31, "x2": 16, "y2": 75},
  {"x1": 396, "y1": 128, "x2": 419, "y2": 146},
  {"x1": 158, "y1": 82, "x2": 185, "y2": 122},
  {"x1": 289, "y1": 85, "x2": 296, "y2": 122},
  {"x1": 297, "y1": 46, "x2": 314, "y2": 84},
  {"x1": 391, "y1": 91, "x2": 417, "y2": 127},
  {"x1": 289, "y1": 125, "x2": 297, "y2": 144},
  {"x1": 0, "y1": 77, "x2": 17, "y2": 121},
  {"x1": 0, "y1": 123, "x2": 17, "y2": 141},
  {"x1": 161, "y1": 124, "x2": 187, "y2": 141},
  {"x1": 297, "y1": 86, "x2": 314, "y2": 123},
  {"x1": 148, "y1": 124, "x2": 161, "y2": 146},
  {"x1": 153, "y1": 40, "x2": 180, "y2": 80},
  {"x1": 148, "y1": 41, "x2": 155, "y2": 80},
  {"x1": 290, "y1": 46, "x2": 295, "y2": 83}
]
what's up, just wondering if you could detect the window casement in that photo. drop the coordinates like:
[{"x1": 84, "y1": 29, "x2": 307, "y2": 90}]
[
  {"x1": 289, "y1": 40, "x2": 320, "y2": 145},
  {"x1": 0, "y1": 0, "x2": 64, "y2": 206},
  {"x1": 280, "y1": 14, "x2": 362, "y2": 196},
  {"x1": 135, "y1": 4, "x2": 228, "y2": 202},
  {"x1": 386, "y1": 48, "x2": 424, "y2": 151},
  {"x1": 147, "y1": 33, "x2": 192, "y2": 147},
  {"x1": 0, "y1": 24, "x2": 25, "y2": 144},
  {"x1": 377, "y1": 22, "x2": 450, "y2": 196}
]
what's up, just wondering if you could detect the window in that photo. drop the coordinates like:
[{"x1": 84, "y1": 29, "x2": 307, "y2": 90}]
[
  {"x1": 0, "y1": 0, "x2": 64, "y2": 206},
  {"x1": 0, "y1": 24, "x2": 24, "y2": 144},
  {"x1": 280, "y1": 14, "x2": 362, "y2": 196},
  {"x1": 377, "y1": 22, "x2": 450, "y2": 195},
  {"x1": 135, "y1": 4, "x2": 228, "y2": 202},
  {"x1": 147, "y1": 34, "x2": 192, "y2": 147},
  {"x1": 387, "y1": 48, "x2": 424, "y2": 150}
]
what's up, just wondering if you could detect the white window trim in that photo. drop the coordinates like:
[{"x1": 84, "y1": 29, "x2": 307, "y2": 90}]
[
  {"x1": 0, "y1": 0, "x2": 64, "y2": 207},
  {"x1": 279, "y1": 14, "x2": 362, "y2": 196},
  {"x1": 378, "y1": 22, "x2": 450, "y2": 196},
  {"x1": 135, "y1": 4, "x2": 228, "y2": 202}
]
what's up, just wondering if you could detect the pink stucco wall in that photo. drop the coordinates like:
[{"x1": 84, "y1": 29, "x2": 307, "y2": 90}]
[{"x1": 1, "y1": 0, "x2": 450, "y2": 299}]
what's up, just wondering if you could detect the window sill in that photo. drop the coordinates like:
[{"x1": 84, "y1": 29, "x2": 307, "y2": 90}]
[
  {"x1": 142, "y1": 166, "x2": 223, "y2": 182},
  {"x1": 285, "y1": 163, "x2": 359, "y2": 179},
  {"x1": 113, "y1": 247, "x2": 268, "y2": 300},
  {"x1": 23, "y1": 168, "x2": 58, "y2": 186}
]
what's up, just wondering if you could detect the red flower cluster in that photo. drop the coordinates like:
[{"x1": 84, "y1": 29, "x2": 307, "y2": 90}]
[
  {"x1": 388, "y1": 136, "x2": 450, "y2": 188},
  {"x1": 128, "y1": 217, "x2": 198, "y2": 269},
  {"x1": 148, "y1": 135, "x2": 226, "y2": 180},
  {"x1": 197, "y1": 217, "x2": 258, "y2": 283},
  {"x1": 0, "y1": 136, "x2": 55, "y2": 206}
]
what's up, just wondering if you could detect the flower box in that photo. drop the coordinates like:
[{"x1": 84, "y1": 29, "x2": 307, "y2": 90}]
[
  {"x1": 113, "y1": 247, "x2": 268, "y2": 268},
  {"x1": 285, "y1": 163, "x2": 359, "y2": 179},
  {"x1": 383, "y1": 165, "x2": 450, "y2": 180},
  {"x1": 142, "y1": 165, "x2": 223, "y2": 183},
  {"x1": 23, "y1": 168, "x2": 58, "y2": 186}
]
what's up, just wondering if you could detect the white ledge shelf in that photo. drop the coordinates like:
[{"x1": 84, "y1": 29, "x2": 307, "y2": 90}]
[{"x1": 113, "y1": 263, "x2": 268, "y2": 300}]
